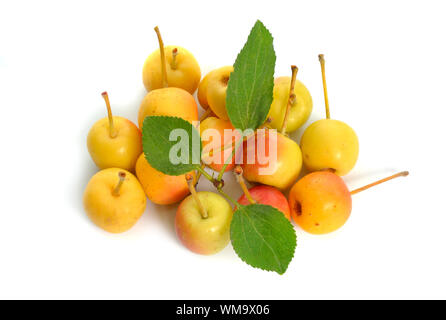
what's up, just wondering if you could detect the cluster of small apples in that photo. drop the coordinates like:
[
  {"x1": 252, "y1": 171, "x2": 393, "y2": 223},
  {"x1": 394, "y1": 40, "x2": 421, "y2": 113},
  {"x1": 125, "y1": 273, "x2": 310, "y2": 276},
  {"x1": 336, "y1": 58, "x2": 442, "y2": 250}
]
[{"x1": 83, "y1": 26, "x2": 408, "y2": 258}]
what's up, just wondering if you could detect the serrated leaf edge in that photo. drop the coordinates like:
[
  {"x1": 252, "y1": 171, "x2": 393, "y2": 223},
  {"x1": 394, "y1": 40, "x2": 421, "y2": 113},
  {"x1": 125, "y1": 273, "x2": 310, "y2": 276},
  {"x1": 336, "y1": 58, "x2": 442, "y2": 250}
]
[
  {"x1": 142, "y1": 115, "x2": 202, "y2": 175},
  {"x1": 226, "y1": 20, "x2": 276, "y2": 131},
  {"x1": 230, "y1": 204, "x2": 297, "y2": 275}
]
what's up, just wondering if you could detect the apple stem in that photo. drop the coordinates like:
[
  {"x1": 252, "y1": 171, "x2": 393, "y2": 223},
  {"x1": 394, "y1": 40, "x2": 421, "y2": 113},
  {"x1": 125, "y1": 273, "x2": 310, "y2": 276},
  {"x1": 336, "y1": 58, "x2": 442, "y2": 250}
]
[
  {"x1": 234, "y1": 166, "x2": 256, "y2": 204},
  {"x1": 171, "y1": 48, "x2": 178, "y2": 70},
  {"x1": 194, "y1": 163, "x2": 206, "y2": 186},
  {"x1": 199, "y1": 108, "x2": 212, "y2": 122},
  {"x1": 186, "y1": 173, "x2": 208, "y2": 219},
  {"x1": 112, "y1": 172, "x2": 126, "y2": 197},
  {"x1": 350, "y1": 171, "x2": 409, "y2": 195},
  {"x1": 281, "y1": 65, "x2": 298, "y2": 134},
  {"x1": 101, "y1": 92, "x2": 117, "y2": 138},
  {"x1": 318, "y1": 54, "x2": 331, "y2": 119},
  {"x1": 154, "y1": 26, "x2": 168, "y2": 88},
  {"x1": 196, "y1": 165, "x2": 214, "y2": 182}
]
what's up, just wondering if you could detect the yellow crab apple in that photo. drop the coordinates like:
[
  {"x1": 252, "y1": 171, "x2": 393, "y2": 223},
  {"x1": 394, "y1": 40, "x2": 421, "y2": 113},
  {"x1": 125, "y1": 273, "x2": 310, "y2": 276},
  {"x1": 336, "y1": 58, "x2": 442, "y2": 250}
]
[
  {"x1": 138, "y1": 27, "x2": 199, "y2": 128},
  {"x1": 206, "y1": 66, "x2": 233, "y2": 120},
  {"x1": 267, "y1": 66, "x2": 312, "y2": 133},
  {"x1": 83, "y1": 168, "x2": 147, "y2": 233},
  {"x1": 197, "y1": 69, "x2": 215, "y2": 109},
  {"x1": 197, "y1": 69, "x2": 218, "y2": 121},
  {"x1": 300, "y1": 55, "x2": 359, "y2": 176},
  {"x1": 142, "y1": 27, "x2": 201, "y2": 94},
  {"x1": 87, "y1": 92, "x2": 142, "y2": 172}
]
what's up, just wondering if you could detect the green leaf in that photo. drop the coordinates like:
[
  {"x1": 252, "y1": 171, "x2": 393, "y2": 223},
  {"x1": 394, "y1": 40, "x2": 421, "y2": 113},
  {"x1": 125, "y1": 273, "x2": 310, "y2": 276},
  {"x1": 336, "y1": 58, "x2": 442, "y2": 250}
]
[
  {"x1": 142, "y1": 116, "x2": 202, "y2": 175},
  {"x1": 226, "y1": 20, "x2": 276, "y2": 131},
  {"x1": 230, "y1": 204, "x2": 296, "y2": 274}
]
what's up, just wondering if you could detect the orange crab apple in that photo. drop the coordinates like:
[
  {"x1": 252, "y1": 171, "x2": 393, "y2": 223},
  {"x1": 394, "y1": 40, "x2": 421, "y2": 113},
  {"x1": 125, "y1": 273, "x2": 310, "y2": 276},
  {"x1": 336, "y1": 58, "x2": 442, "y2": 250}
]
[
  {"x1": 289, "y1": 170, "x2": 409, "y2": 234},
  {"x1": 241, "y1": 129, "x2": 302, "y2": 190},
  {"x1": 200, "y1": 116, "x2": 241, "y2": 172},
  {"x1": 289, "y1": 171, "x2": 351, "y2": 234},
  {"x1": 138, "y1": 87, "x2": 198, "y2": 128},
  {"x1": 135, "y1": 154, "x2": 194, "y2": 205}
]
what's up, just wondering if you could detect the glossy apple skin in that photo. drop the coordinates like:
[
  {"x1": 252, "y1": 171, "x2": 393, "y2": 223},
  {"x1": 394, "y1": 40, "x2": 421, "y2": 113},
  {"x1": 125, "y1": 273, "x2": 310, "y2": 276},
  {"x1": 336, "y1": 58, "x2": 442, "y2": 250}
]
[
  {"x1": 197, "y1": 69, "x2": 216, "y2": 109},
  {"x1": 237, "y1": 185, "x2": 291, "y2": 220},
  {"x1": 241, "y1": 129, "x2": 302, "y2": 190},
  {"x1": 206, "y1": 66, "x2": 233, "y2": 120},
  {"x1": 267, "y1": 76, "x2": 313, "y2": 133},
  {"x1": 176, "y1": 191, "x2": 233, "y2": 255},
  {"x1": 200, "y1": 117, "x2": 241, "y2": 172},
  {"x1": 87, "y1": 116, "x2": 142, "y2": 172},
  {"x1": 138, "y1": 87, "x2": 198, "y2": 128},
  {"x1": 83, "y1": 168, "x2": 147, "y2": 233},
  {"x1": 142, "y1": 45, "x2": 201, "y2": 94},
  {"x1": 288, "y1": 171, "x2": 352, "y2": 234},
  {"x1": 300, "y1": 119, "x2": 359, "y2": 176},
  {"x1": 135, "y1": 154, "x2": 193, "y2": 205}
]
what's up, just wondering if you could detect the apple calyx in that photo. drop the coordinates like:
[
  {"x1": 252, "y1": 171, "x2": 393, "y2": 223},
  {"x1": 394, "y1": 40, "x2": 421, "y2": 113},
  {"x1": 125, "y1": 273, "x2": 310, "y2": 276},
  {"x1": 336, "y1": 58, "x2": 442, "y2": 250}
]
[
  {"x1": 101, "y1": 91, "x2": 117, "y2": 138},
  {"x1": 112, "y1": 171, "x2": 126, "y2": 197},
  {"x1": 318, "y1": 54, "x2": 331, "y2": 119},
  {"x1": 186, "y1": 173, "x2": 208, "y2": 219},
  {"x1": 281, "y1": 65, "x2": 298, "y2": 134},
  {"x1": 154, "y1": 26, "x2": 168, "y2": 88},
  {"x1": 212, "y1": 178, "x2": 224, "y2": 190},
  {"x1": 234, "y1": 166, "x2": 255, "y2": 204},
  {"x1": 350, "y1": 171, "x2": 409, "y2": 195}
]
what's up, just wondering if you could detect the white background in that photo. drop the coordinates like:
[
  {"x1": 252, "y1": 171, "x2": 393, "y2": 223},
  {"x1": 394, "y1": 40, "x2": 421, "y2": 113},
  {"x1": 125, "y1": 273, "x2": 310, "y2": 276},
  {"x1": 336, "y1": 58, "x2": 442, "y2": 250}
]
[{"x1": 0, "y1": 0, "x2": 445, "y2": 299}]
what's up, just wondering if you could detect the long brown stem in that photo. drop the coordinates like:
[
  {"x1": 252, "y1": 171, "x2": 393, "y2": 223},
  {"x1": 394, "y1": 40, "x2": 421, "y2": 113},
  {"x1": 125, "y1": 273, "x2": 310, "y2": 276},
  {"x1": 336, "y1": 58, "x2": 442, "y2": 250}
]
[
  {"x1": 318, "y1": 54, "x2": 330, "y2": 119},
  {"x1": 281, "y1": 65, "x2": 298, "y2": 134},
  {"x1": 186, "y1": 173, "x2": 208, "y2": 219},
  {"x1": 112, "y1": 172, "x2": 126, "y2": 196},
  {"x1": 350, "y1": 171, "x2": 409, "y2": 195},
  {"x1": 101, "y1": 92, "x2": 117, "y2": 138},
  {"x1": 234, "y1": 166, "x2": 255, "y2": 204},
  {"x1": 154, "y1": 26, "x2": 168, "y2": 88}
]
